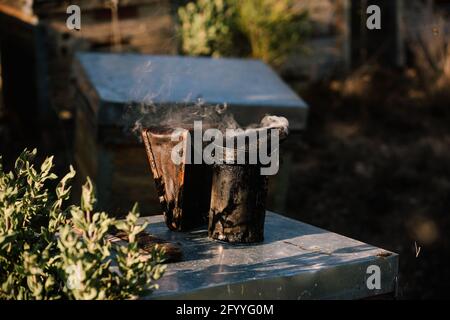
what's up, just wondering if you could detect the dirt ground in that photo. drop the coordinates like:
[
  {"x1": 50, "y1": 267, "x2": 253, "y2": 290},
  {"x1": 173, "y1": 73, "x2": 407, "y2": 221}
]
[{"x1": 279, "y1": 68, "x2": 450, "y2": 299}]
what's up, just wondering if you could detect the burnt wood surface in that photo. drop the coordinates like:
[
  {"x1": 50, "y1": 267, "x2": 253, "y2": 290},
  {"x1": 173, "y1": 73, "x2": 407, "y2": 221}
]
[{"x1": 209, "y1": 164, "x2": 268, "y2": 243}]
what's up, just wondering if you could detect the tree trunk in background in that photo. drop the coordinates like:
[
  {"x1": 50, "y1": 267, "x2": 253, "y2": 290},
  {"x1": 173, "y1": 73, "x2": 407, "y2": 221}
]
[{"x1": 351, "y1": 0, "x2": 405, "y2": 68}]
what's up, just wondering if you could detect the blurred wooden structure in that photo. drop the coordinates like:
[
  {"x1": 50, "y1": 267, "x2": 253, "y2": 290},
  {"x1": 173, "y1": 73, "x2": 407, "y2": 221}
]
[
  {"x1": 1, "y1": 0, "x2": 423, "y2": 116},
  {"x1": 282, "y1": 0, "x2": 352, "y2": 82},
  {"x1": 0, "y1": 0, "x2": 176, "y2": 124},
  {"x1": 350, "y1": 0, "x2": 405, "y2": 68},
  {"x1": 0, "y1": 2, "x2": 48, "y2": 133},
  {"x1": 284, "y1": 0, "x2": 409, "y2": 82}
]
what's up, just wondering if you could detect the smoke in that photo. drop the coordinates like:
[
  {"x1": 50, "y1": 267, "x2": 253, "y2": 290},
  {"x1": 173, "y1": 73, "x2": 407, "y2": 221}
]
[
  {"x1": 223, "y1": 115, "x2": 289, "y2": 141},
  {"x1": 123, "y1": 101, "x2": 241, "y2": 140},
  {"x1": 260, "y1": 115, "x2": 289, "y2": 139},
  {"x1": 123, "y1": 101, "x2": 291, "y2": 143},
  {"x1": 122, "y1": 61, "x2": 288, "y2": 141}
]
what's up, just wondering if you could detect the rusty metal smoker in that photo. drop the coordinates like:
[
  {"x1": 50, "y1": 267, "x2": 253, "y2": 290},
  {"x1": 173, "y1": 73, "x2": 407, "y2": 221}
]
[
  {"x1": 142, "y1": 116, "x2": 288, "y2": 243},
  {"x1": 208, "y1": 146, "x2": 269, "y2": 243},
  {"x1": 208, "y1": 124, "x2": 287, "y2": 243},
  {"x1": 141, "y1": 127, "x2": 212, "y2": 231}
]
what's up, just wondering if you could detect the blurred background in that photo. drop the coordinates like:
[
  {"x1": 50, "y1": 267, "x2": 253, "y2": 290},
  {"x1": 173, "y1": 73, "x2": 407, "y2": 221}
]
[{"x1": 1, "y1": 0, "x2": 450, "y2": 299}]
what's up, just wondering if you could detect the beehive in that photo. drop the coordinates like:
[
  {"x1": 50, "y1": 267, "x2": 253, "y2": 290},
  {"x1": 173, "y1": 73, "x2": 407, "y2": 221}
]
[
  {"x1": 0, "y1": 0, "x2": 177, "y2": 123},
  {"x1": 73, "y1": 52, "x2": 308, "y2": 215}
]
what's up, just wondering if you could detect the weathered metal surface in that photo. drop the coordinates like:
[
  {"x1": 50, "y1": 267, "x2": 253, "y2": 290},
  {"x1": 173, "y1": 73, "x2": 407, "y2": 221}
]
[
  {"x1": 74, "y1": 53, "x2": 309, "y2": 130},
  {"x1": 209, "y1": 164, "x2": 268, "y2": 243},
  {"x1": 141, "y1": 212, "x2": 399, "y2": 300},
  {"x1": 209, "y1": 128, "x2": 285, "y2": 243},
  {"x1": 142, "y1": 127, "x2": 212, "y2": 230},
  {"x1": 208, "y1": 134, "x2": 268, "y2": 243}
]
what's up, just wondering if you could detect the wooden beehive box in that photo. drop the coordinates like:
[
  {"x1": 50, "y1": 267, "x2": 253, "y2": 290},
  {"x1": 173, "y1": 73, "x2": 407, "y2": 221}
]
[
  {"x1": 0, "y1": 2, "x2": 50, "y2": 128},
  {"x1": 36, "y1": 0, "x2": 177, "y2": 117},
  {"x1": 73, "y1": 52, "x2": 308, "y2": 216},
  {"x1": 0, "y1": 0, "x2": 177, "y2": 123}
]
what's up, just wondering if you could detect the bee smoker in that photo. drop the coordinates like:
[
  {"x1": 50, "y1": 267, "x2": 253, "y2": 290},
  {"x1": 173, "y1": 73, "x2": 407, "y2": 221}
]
[
  {"x1": 142, "y1": 127, "x2": 212, "y2": 231},
  {"x1": 208, "y1": 128, "x2": 281, "y2": 242}
]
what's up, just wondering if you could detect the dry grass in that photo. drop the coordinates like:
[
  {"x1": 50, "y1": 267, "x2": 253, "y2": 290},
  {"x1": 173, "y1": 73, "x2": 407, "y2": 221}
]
[
  {"x1": 405, "y1": 1, "x2": 450, "y2": 96},
  {"x1": 330, "y1": 1, "x2": 450, "y2": 103},
  {"x1": 329, "y1": 64, "x2": 376, "y2": 98}
]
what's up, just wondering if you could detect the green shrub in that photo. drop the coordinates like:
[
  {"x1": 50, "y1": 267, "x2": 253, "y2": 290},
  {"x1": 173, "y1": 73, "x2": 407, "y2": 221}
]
[
  {"x1": 178, "y1": 0, "x2": 238, "y2": 57},
  {"x1": 0, "y1": 149, "x2": 165, "y2": 300},
  {"x1": 177, "y1": 0, "x2": 310, "y2": 66},
  {"x1": 236, "y1": 0, "x2": 310, "y2": 66}
]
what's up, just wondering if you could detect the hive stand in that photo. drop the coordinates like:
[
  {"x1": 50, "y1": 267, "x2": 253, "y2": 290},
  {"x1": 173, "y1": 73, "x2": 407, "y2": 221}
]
[{"x1": 141, "y1": 211, "x2": 399, "y2": 300}]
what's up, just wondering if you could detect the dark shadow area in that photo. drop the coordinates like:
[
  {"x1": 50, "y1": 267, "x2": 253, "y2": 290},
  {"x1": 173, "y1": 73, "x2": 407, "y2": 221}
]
[{"x1": 278, "y1": 67, "x2": 450, "y2": 299}]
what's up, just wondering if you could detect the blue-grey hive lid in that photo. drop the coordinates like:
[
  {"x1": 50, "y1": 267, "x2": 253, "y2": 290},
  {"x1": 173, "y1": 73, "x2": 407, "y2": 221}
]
[
  {"x1": 74, "y1": 53, "x2": 308, "y2": 130},
  {"x1": 140, "y1": 212, "x2": 398, "y2": 300}
]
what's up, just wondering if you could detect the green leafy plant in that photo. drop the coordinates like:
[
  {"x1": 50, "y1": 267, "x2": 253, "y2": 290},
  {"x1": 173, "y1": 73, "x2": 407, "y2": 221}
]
[
  {"x1": 178, "y1": 0, "x2": 238, "y2": 57},
  {"x1": 177, "y1": 0, "x2": 310, "y2": 66},
  {"x1": 236, "y1": 0, "x2": 310, "y2": 66},
  {"x1": 0, "y1": 149, "x2": 165, "y2": 300}
]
